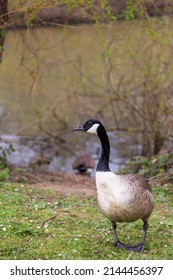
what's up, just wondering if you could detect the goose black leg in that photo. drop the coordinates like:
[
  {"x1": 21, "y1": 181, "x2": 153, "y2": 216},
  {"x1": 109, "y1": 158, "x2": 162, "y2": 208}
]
[
  {"x1": 111, "y1": 221, "x2": 125, "y2": 248},
  {"x1": 111, "y1": 221, "x2": 149, "y2": 253},
  {"x1": 125, "y1": 220, "x2": 149, "y2": 253},
  {"x1": 111, "y1": 221, "x2": 119, "y2": 243},
  {"x1": 111, "y1": 221, "x2": 133, "y2": 250}
]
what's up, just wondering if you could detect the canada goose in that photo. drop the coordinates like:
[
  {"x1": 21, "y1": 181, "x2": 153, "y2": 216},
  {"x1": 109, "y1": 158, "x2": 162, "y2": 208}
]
[
  {"x1": 72, "y1": 155, "x2": 95, "y2": 176},
  {"x1": 74, "y1": 119, "x2": 154, "y2": 253}
]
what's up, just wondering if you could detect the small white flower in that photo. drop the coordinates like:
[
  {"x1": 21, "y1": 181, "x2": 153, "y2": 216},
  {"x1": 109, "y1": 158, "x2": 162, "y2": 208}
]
[
  {"x1": 35, "y1": 204, "x2": 38, "y2": 210},
  {"x1": 2, "y1": 227, "x2": 6, "y2": 231}
]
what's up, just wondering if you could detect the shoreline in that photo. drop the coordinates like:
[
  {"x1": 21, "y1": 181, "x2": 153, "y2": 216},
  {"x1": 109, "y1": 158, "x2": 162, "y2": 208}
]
[{"x1": 6, "y1": 1, "x2": 173, "y2": 29}]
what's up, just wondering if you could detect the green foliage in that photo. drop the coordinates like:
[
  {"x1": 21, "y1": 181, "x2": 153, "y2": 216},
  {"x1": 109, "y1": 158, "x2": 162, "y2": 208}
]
[
  {"x1": 100, "y1": 0, "x2": 116, "y2": 20},
  {"x1": 120, "y1": 153, "x2": 173, "y2": 183},
  {"x1": 0, "y1": 29, "x2": 7, "y2": 59},
  {"x1": 0, "y1": 168, "x2": 9, "y2": 181},
  {"x1": 86, "y1": 0, "x2": 93, "y2": 9},
  {"x1": 125, "y1": 0, "x2": 137, "y2": 21},
  {"x1": 0, "y1": 144, "x2": 14, "y2": 181},
  {"x1": 26, "y1": 10, "x2": 37, "y2": 27},
  {"x1": 0, "y1": 45, "x2": 4, "y2": 52},
  {"x1": 0, "y1": 182, "x2": 172, "y2": 259},
  {"x1": 9, "y1": 0, "x2": 117, "y2": 26},
  {"x1": 0, "y1": 29, "x2": 7, "y2": 39},
  {"x1": 0, "y1": 144, "x2": 15, "y2": 169},
  {"x1": 95, "y1": 19, "x2": 113, "y2": 60}
]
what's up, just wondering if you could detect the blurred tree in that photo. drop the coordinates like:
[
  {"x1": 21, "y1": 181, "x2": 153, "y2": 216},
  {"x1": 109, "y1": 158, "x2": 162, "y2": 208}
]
[
  {"x1": 1, "y1": 0, "x2": 173, "y2": 159},
  {"x1": 0, "y1": 0, "x2": 8, "y2": 63}
]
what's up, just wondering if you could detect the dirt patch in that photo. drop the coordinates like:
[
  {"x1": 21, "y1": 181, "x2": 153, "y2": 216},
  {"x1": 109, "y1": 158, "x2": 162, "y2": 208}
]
[
  {"x1": 33, "y1": 173, "x2": 96, "y2": 197},
  {"x1": 9, "y1": 169, "x2": 96, "y2": 197}
]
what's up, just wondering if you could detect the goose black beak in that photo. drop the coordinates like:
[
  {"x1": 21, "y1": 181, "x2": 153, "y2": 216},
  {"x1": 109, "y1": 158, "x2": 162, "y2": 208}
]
[{"x1": 74, "y1": 125, "x2": 85, "y2": 132}]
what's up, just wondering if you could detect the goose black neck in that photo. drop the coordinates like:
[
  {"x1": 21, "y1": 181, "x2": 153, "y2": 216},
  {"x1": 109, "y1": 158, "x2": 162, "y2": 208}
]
[{"x1": 96, "y1": 125, "x2": 110, "y2": 172}]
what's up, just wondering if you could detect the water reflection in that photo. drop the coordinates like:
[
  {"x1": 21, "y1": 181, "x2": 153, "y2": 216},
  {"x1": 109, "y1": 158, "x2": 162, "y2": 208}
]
[
  {"x1": 0, "y1": 21, "x2": 170, "y2": 172},
  {"x1": 0, "y1": 132, "x2": 139, "y2": 174}
]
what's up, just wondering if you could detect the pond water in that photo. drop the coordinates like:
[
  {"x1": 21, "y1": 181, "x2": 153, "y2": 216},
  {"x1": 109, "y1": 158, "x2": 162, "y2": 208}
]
[{"x1": 0, "y1": 20, "x2": 172, "y2": 173}]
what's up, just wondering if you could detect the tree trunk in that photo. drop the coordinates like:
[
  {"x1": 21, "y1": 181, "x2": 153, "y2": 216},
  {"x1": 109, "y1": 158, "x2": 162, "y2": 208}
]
[{"x1": 0, "y1": 0, "x2": 8, "y2": 63}]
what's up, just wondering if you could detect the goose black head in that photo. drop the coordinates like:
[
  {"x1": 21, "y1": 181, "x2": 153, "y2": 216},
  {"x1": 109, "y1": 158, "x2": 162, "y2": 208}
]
[{"x1": 74, "y1": 119, "x2": 102, "y2": 135}]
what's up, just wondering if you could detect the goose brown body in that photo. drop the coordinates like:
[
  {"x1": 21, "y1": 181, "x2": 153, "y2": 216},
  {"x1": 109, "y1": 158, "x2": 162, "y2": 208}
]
[{"x1": 96, "y1": 172, "x2": 153, "y2": 223}]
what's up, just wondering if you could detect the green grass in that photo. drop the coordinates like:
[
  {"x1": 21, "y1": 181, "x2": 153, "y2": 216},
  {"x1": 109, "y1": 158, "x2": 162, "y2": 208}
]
[{"x1": 0, "y1": 182, "x2": 172, "y2": 260}]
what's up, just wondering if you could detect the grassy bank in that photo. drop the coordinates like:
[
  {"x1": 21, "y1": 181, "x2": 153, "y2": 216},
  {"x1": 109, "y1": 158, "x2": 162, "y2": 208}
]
[{"x1": 0, "y1": 179, "x2": 172, "y2": 260}]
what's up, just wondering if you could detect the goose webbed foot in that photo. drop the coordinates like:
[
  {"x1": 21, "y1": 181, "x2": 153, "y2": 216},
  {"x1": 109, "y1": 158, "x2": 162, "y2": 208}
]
[
  {"x1": 111, "y1": 221, "x2": 148, "y2": 253},
  {"x1": 114, "y1": 240, "x2": 144, "y2": 253}
]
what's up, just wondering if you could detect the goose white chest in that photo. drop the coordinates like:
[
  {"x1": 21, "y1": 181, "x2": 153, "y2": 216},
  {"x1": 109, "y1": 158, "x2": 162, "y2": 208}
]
[{"x1": 96, "y1": 172, "x2": 128, "y2": 220}]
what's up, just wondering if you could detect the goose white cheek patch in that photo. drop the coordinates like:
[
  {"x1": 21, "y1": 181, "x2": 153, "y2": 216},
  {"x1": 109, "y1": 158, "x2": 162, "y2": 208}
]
[{"x1": 87, "y1": 123, "x2": 100, "y2": 135}]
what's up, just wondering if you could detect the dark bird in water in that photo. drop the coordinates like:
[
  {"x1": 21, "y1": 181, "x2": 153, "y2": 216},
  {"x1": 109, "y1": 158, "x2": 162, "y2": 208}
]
[
  {"x1": 74, "y1": 119, "x2": 154, "y2": 253},
  {"x1": 72, "y1": 155, "x2": 95, "y2": 176}
]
